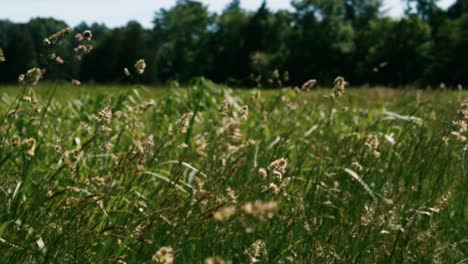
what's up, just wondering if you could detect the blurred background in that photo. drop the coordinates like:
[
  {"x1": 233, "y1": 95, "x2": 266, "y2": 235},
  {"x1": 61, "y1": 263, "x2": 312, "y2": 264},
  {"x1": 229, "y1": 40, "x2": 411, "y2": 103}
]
[{"x1": 0, "y1": 0, "x2": 467, "y2": 87}]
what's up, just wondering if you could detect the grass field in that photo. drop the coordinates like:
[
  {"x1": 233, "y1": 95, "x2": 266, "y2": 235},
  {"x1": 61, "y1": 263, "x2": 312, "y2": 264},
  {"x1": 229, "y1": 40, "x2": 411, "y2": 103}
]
[{"x1": 0, "y1": 80, "x2": 467, "y2": 263}]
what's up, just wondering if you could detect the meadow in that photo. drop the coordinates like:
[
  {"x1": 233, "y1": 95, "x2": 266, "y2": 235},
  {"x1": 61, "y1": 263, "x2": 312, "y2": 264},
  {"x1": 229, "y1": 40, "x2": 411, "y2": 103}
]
[{"x1": 0, "y1": 79, "x2": 467, "y2": 263}]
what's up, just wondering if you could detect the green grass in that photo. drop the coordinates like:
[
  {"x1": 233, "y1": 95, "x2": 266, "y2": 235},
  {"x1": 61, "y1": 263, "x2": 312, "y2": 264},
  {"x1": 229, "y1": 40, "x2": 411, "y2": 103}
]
[{"x1": 0, "y1": 81, "x2": 467, "y2": 263}]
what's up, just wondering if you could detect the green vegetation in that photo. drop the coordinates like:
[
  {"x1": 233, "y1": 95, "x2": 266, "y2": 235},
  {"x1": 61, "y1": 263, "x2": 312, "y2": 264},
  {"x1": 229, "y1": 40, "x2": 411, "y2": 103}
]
[
  {"x1": 0, "y1": 81, "x2": 466, "y2": 262},
  {"x1": 0, "y1": 1, "x2": 467, "y2": 261}
]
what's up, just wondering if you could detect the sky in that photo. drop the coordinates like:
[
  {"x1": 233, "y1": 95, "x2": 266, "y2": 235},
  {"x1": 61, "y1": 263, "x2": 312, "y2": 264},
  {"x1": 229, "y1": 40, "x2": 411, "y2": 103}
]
[{"x1": 0, "y1": 0, "x2": 457, "y2": 28}]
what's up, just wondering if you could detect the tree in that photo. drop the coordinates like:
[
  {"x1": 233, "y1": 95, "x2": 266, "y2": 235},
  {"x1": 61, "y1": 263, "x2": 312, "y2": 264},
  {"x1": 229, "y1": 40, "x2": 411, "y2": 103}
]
[
  {"x1": 80, "y1": 29, "x2": 124, "y2": 83},
  {"x1": 153, "y1": 0, "x2": 212, "y2": 82},
  {"x1": 209, "y1": 0, "x2": 250, "y2": 83},
  {"x1": 365, "y1": 16, "x2": 432, "y2": 85},
  {"x1": 405, "y1": 0, "x2": 440, "y2": 22},
  {"x1": 117, "y1": 21, "x2": 155, "y2": 83},
  {"x1": 0, "y1": 24, "x2": 36, "y2": 83},
  {"x1": 426, "y1": 12, "x2": 468, "y2": 84},
  {"x1": 448, "y1": 0, "x2": 468, "y2": 18},
  {"x1": 344, "y1": 0, "x2": 382, "y2": 28},
  {"x1": 285, "y1": 0, "x2": 355, "y2": 84}
]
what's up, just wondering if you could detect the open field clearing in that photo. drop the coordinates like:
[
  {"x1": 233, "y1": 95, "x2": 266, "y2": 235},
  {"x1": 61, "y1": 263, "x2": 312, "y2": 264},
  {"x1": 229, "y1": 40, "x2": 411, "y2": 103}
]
[
  {"x1": 1, "y1": 0, "x2": 468, "y2": 262},
  {"x1": 0, "y1": 81, "x2": 467, "y2": 263}
]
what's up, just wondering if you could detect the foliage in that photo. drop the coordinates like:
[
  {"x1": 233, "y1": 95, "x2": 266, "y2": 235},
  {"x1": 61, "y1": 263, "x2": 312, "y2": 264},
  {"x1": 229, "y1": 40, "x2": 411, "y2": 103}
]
[
  {"x1": 0, "y1": 80, "x2": 467, "y2": 262},
  {"x1": 0, "y1": 0, "x2": 467, "y2": 86}
]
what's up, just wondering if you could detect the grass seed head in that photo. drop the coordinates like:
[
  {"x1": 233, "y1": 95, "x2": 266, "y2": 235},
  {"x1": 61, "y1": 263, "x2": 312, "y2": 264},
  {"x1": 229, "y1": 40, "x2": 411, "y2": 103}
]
[
  {"x1": 152, "y1": 246, "x2": 174, "y2": 264},
  {"x1": 44, "y1": 27, "x2": 72, "y2": 45},
  {"x1": 75, "y1": 33, "x2": 83, "y2": 42},
  {"x1": 258, "y1": 168, "x2": 267, "y2": 179},
  {"x1": 244, "y1": 240, "x2": 266, "y2": 263},
  {"x1": 20, "y1": 68, "x2": 44, "y2": 86},
  {"x1": 18, "y1": 74, "x2": 25, "y2": 83},
  {"x1": 23, "y1": 138, "x2": 37, "y2": 157},
  {"x1": 55, "y1": 56, "x2": 64, "y2": 64},
  {"x1": 135, "y1": 59, "x2": 146, "y2": 75},
  {"x1": 205, "y1": 256, "x2": 227, "y2": 264},
  {"x1": 0, "y1": 48, "x2": 5, "y2": 62},
  {"x1": 302, "y1": 79, "x2": 317, "y2": 90},
  {"x1": 332, "y1": 76, "x2": 347, "y2": 97},
  {"x1": 243, "y1": 200, "x2": 278, "y2": 221},
  {"x1": 124, "y1": 67, "x2": 131, "y2": 76},
  {"x1": 74, "y1": 44, "x2": 93, "y2": 60},
  {"x1": 219, "y1": 100, "x2": 229, "y2": 116},
  {"x1": 82, "y1": 30, "x2": 93, "y2": 41},
  {"x1": 214, "y1": 206, "x2": 237, "y2": 222},
  {"x1": 239, "y1": 105, "x2": 249, "y2": 121},
  {"x1": 176, "y1": 112, "x2": 193, "y2": 134}
]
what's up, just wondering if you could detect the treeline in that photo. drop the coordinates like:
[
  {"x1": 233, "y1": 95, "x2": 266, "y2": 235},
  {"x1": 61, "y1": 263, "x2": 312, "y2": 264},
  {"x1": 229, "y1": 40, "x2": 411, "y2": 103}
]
[{"x1": 0, "y1": 0, "x2": 467, "y2": 87}]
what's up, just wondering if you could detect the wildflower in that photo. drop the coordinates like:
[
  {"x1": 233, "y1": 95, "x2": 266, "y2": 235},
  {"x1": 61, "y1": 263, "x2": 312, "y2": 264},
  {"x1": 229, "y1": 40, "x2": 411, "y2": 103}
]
[
  {"x1": 258, "y1": 168, "x2": 267, "y2": 179},
  {"x1": 44, "y1": 28, "x2": 73, "y2": 45},
  {"x1": 82, "y1": 30, "x2": 92, "y2": 41},
  {"x1": 152, "y1": 246, "x2": 174, "y2": 264},
  {"x1": 214, "y1": 206, "x2": 236, "y2": 222},
  {"x1": 244, "y1": 240, "x2": 266, "y2": 263},
  {"x1": 243, "y1": 200, "x2": 278, "y2": 221},
  {"x1": 135, "y1": 59, "x2": 146, "y2": 75},
  {"x1": 302, "y1": 79, "x2": 317, "y2": 90},
  {"x1": 124, "y1": 67, "x2": 131, "y2": 76},
  {"x1": 0, "y1": 48, "x2": 5, "y2": 63},
  {"x1": 71, "y1": 79, "x2": 81, "y2": 86}
]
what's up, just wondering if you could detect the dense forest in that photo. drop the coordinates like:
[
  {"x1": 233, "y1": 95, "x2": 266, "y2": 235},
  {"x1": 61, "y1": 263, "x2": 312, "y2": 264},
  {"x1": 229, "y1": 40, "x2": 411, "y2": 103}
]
[{"x1": 0, "y1": 0, "x2": 467, "y2": 87}]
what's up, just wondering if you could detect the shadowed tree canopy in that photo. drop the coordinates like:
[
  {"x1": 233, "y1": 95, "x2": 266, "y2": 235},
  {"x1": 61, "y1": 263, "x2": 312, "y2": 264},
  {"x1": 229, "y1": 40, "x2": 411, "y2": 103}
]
[
  {"x1": 0, "y1": 0, "x2": 466, "y2": 87},
  {"x1": 153, "y1": 0, "x2": 212, "y2": 82}
]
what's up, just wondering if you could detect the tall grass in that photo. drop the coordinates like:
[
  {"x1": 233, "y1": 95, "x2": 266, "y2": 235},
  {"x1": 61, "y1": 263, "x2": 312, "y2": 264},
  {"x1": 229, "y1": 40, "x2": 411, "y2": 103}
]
[{"x1": 0, "y1": 78, "x2": 466, "y2": 263}]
